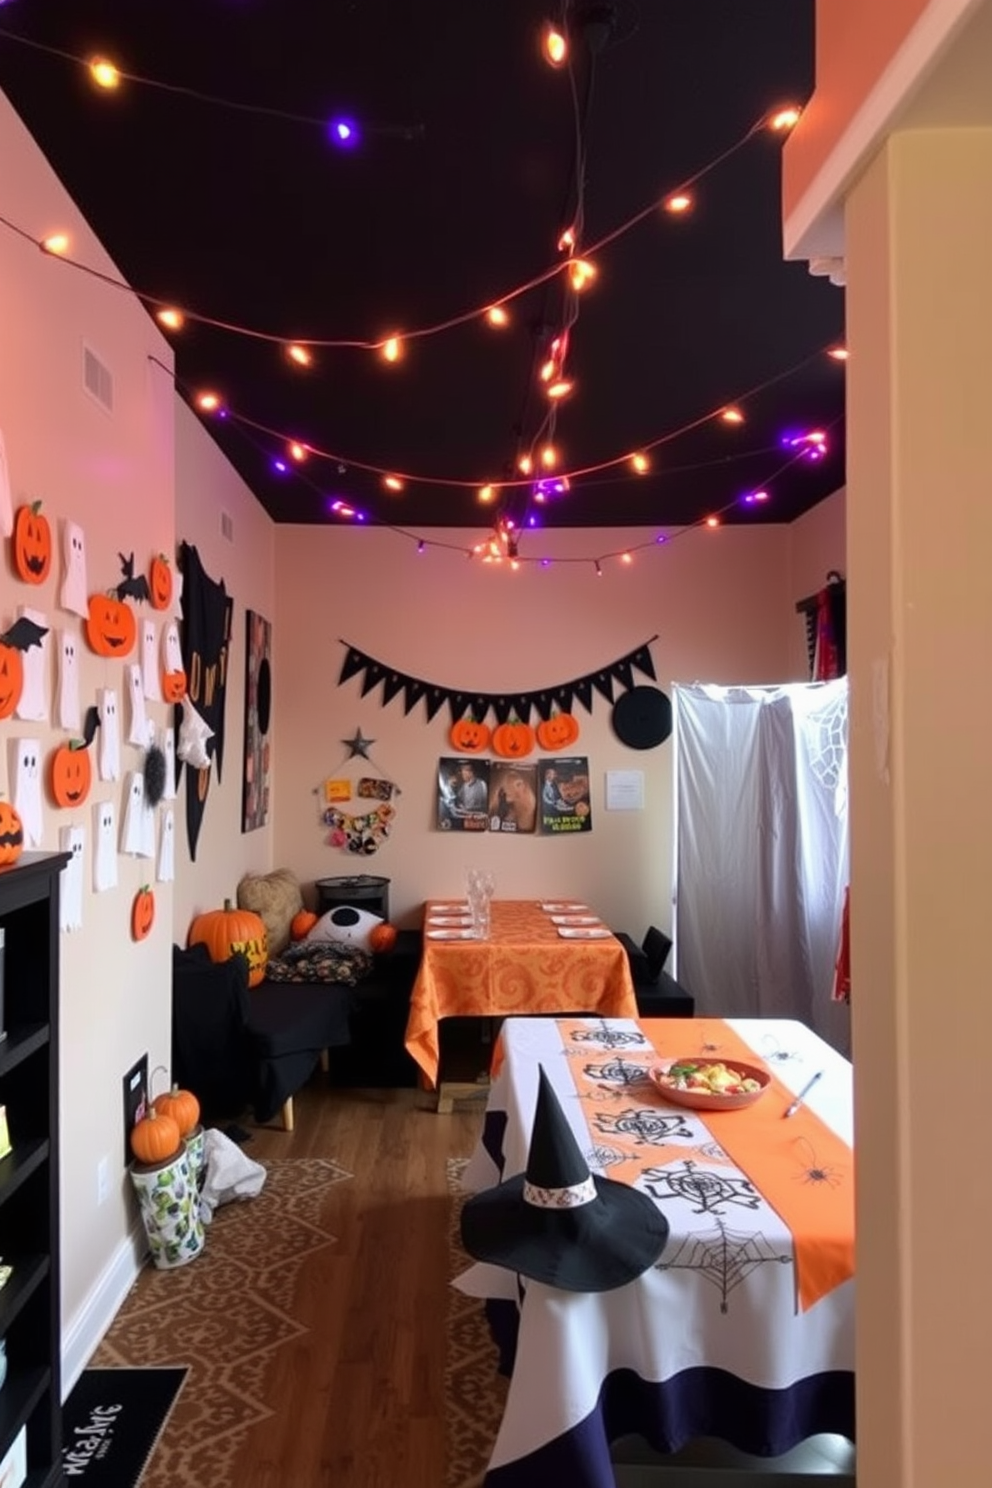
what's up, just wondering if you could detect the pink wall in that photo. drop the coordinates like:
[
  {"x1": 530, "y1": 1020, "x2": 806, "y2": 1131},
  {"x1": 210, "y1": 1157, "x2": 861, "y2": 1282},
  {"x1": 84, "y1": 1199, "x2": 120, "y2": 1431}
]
[{"x1": 784, "y1": 0, "x2": 934, "y2": 215}]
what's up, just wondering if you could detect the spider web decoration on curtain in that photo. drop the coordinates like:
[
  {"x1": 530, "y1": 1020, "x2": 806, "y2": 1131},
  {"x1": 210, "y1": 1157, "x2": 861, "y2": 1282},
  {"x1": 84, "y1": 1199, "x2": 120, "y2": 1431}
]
[{"x1": 336, "y1": 637, "x2": 657, "y2": 724}]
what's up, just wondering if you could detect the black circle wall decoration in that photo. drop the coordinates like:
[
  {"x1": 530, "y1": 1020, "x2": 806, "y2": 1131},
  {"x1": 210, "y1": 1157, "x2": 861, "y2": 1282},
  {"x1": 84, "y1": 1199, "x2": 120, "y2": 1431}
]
[{"x1": 611, "y1": 686, "x2": 672, "y2": 750}]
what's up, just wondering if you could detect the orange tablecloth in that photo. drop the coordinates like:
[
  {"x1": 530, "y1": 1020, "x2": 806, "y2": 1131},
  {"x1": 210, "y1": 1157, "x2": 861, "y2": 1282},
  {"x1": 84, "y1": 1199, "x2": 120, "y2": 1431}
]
[{"x1": 405, "y1": 900, "x2": 638, "y2": 1088}]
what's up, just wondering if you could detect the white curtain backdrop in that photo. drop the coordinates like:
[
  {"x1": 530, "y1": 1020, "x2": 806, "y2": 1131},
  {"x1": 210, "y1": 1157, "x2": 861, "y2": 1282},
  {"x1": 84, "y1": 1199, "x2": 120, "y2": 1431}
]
[{"x1": 673, "y1": 679, "x2": 850, "y2": 1054}]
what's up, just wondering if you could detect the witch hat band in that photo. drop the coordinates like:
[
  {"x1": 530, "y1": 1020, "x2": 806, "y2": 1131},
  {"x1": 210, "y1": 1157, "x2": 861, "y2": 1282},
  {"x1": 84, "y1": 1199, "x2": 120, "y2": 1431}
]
[{"x1": 460, "y1": 1066, "x2": 669, "y2": 1293}]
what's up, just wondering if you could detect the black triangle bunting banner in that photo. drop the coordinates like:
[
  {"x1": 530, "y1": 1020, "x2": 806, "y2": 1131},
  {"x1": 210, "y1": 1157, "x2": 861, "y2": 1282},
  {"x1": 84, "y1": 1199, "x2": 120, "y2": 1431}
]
[{"x1": 337, "y1": 637, "x2": 658, "y2": 726}]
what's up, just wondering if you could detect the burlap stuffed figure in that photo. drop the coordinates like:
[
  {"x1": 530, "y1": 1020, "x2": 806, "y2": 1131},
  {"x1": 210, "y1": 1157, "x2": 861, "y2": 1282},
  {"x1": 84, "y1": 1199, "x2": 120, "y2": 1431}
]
[{"x1": 237, "y1": 868, "x2": 303, "y2": 957}]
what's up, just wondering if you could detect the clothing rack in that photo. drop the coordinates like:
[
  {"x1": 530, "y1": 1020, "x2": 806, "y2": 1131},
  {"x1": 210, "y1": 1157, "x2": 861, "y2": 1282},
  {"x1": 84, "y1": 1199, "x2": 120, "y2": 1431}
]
[
  {"x1": 796, "y1": 571, "x2": 847, "y2": 678},
  {"x1": 795, "y1": 569, "x2": 845, "y2": 616}
]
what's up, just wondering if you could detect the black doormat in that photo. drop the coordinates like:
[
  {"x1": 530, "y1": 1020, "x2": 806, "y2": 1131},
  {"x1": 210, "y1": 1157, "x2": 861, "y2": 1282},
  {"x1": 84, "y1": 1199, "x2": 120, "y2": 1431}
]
[{"x1": 62, "y1": 1367, "x2": 188, "y2": 1484}]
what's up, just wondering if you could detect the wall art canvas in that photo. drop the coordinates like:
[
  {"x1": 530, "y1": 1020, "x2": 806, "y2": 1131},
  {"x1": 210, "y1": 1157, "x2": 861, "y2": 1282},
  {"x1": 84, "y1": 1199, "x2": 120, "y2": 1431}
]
[{"x1": 242, "y1": 608, "x2": 272, "y2": 832}]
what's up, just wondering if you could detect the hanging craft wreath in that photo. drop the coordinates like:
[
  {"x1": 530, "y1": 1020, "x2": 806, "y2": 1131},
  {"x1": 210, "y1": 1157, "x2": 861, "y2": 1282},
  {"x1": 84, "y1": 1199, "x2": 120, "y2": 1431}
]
[{"x1": 318, "y1": 727, "x2": 399, "y2": 856}]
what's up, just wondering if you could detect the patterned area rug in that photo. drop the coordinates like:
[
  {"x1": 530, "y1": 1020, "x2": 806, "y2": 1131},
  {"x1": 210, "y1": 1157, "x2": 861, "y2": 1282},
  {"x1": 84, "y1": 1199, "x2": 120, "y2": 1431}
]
[
  {"x1": 445, "y1": 1158, "x2": 508, "y2": 1488},
  {"x1": 92, "y1": 1157, "x2": 350, "y2": 1488}
]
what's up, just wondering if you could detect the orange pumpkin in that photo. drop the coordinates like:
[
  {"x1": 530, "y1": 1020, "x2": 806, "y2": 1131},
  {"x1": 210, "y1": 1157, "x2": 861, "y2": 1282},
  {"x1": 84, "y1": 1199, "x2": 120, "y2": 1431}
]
[
  {"x1": 153, "y1": 1083, "x2": 200, "y2": 1137},
  {"x1": 369, "y1": 922, "x2": 398, "y2": 954},
  {"x1": 449, "y1": 716, "x2": 490, "y2": 754},
  {"x1": 129, "y1": 1106, "x2": 181, "y2": 1165},
  {"x1": 0, "y1": 641, "x2": 23, "y2": 721},
  {"x1": 492, "y1": 719, "x2": 536, "y2": 759},
  {"x1": 536, "y1": 710, "x2": 580, "y2": 751},
  {"x1": 13, "y1": 501, "x2": 52, "y2": 584},
  {"x1": 50, "y1": 740, "x2": 93, "y2": 808},
  {"x1": 162, "y1": 667, "x2": 187, "y2": 703},
  {"x1": 188, "y1": 898, "x2": 269, "y2": 988},
  {"x1": 0, "y1": 799, "x2": 24, "y2": 867},
  {"x1": 131, "y1": 885, "x2": 155, "y2": 941},
  {"x1": 85, "y1": 593, "x2": 137, "y2": 658},
  {"x1": 149, "y1": 553, "x2": 173, "y2": 611},
  {"x1": 291, "y1": 909, "x2": 318, "y2": 940}
]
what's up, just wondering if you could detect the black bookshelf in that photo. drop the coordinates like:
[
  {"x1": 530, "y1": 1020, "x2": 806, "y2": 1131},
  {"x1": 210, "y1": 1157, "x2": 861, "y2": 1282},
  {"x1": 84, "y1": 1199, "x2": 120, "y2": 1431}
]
[{"x1": 0, "y1": 852, "x2": 68, "y2": 1488}]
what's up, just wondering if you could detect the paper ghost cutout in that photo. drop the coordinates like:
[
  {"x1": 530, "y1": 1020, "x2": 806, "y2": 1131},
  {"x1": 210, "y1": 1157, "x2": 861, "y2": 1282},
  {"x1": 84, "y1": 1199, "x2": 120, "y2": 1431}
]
[
  {"x1": 11, "y1": 737, "x2": 43, "y2": 846},
  {"x1": 163, "y1": 727, "x2": 177, "y2": 800},
  {"x1": 93, "y1": 799, "x2": 117, "y2": 891},
  {"x1": 126, "y1": 664, "x2": 149, "y2": 746},
  {"x1": 0, "y1": 428, "x2": 12, "y2": 538},
  {"x1": 120, "y1": 770, "x2": 154, "y2": 857},
  {"x1": 157, "y1": 807, "x2": 175, "y2": 883},
  {"x1": 59, "y1": 520, "x2": 89, "y2": 618},
  {"x1": 177, "y1": 696, "x2": 214, "y2": 770},
  {"x1": 141, "y1": 619, "x2": 162, "y2": 702},
  {"x1": 97, "y1": 688, "x2": 120, "y2": 781},
  {"x1": 14, "y1": 607, "x2": 49, "y2": 722},
  {"x1": 59, "y1": 824, "x2": 86, "y2": 931},
  {"x1": 57, "y1": 630, "x2": 81, "y2": 732}
]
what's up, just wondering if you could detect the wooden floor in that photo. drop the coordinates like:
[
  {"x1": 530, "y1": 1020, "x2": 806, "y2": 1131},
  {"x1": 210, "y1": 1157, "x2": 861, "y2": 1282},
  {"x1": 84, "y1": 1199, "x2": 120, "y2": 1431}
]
[{"x1": 232, "y1": 1074, "x2": 483, "y2": 1488}]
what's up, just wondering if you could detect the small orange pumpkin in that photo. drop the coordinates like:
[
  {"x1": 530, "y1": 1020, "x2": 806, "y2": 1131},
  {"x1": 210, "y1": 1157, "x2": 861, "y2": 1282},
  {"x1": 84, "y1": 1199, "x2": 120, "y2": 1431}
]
[
  {"x1": 0, "y1": 640, "x2": 23, "y2": 721},
  {"x1": 153, "y1": 1083, "x2": 200, "y2": 1138},
  {"x1": 50, "y1": 739, "x2": 93, "y2": 808},
  {"x1": 132, "y1": 885, "x2": 155, "y2": 941},
  {"x1": 291, "y1": 909, "x2": 318, "y2": 940},
  {"x1": 0, "y1": 799, "x2": 24, "y2": 866},
  {"x1": 149, "y1": 553, "x2": 173, "y2": 611},
  {"x1": 129, "y1": 1106, "x2": 182, "y2": 1166},
  {"x1": 188, "y1": 898, "x2": 269, "y2": 988},
  {"x1": 162, "y1": 667, "x2": 188, "y2": 703},
  {"x1": 492, "y1": 719, "x2": 536, "y2": 759},
  {"x1": 85, "y1": 592, "x2": 137, "y2": 658},
  {"x1": 449, "y1": 716, "x2": 490, "y2": 754},
  {"x1": 369, "y1": 922, "x2": 398, "y2": 954},
  {"x1": 536, "y1": 710, "x2": 580, "y2": 751},
  {"x1": 13, "y1": 500, "x2": 52, "y2": 584}
]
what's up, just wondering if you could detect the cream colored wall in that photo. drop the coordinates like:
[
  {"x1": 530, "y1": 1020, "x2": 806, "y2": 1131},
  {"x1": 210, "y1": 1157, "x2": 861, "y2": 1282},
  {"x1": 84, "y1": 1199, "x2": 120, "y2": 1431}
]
[
  {"x1": 273, "y1": 522, "x2": 801, "y2": 943},
  {"x1": 171, "y1": 402, "x2": 276, "y2": 938},
  {"x1": 786, "y1": 487, "x2": 848, "y2": 677},
  {"x1": 0, "y1": 92, "x2": 175, "y2": 1347}
]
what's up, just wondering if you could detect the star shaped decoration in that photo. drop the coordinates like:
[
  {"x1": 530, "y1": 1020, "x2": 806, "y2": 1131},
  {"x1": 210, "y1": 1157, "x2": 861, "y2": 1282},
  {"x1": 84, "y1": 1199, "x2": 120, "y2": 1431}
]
[{"x1": 342, "y1": 727, "x2": 375, "y2": 760}]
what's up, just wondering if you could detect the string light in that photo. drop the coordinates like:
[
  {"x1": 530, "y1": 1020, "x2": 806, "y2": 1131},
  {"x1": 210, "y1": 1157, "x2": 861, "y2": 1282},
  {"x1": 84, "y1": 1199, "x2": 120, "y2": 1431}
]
[
  {"x1": 89, "y1": 57, "x2": 120, "y2": 90},
  {"x1": 478, "y1": 484, "x2": 497, "y2": 503},
  {"x1": 568, "y1": 258, "x2": 597, "y2": 292},
  {"x1": 542, "y1": 24, "x2": 568, "y2": 67},
  {"x1": 196, "y1": 391, "x2": 222, "y2": 413},
  {"x1": 485, "y1": 305, "x2": 510, "y2": 328},
  {"x1": 769, "y1": 106, "x2": 802, "y2": 131},
  {"x1": 546, "y1": 378, "x2": 574, "y2": 401},
  {"x1": 518, "y1": 455, "x2": 533, "y2": 475},
  {"x1": 156, "y1": 307, "x2": 184, "y2": 331},
  {"x1": 287, "y1": 441, "x2": 308, "y2": 462},
  {"x1": 828, "y1": 346, "x2": 849, "y2": 361},
  {"x1": 380, "y1": 336, "x2": 402, "y2": 363},
  {"x1": 329, "y1": 118, "x2": 359, "y2": 148},
  {"x1": 665, "y1": 194, "x2": 692, "y2": 214},
  {"x1": 705, "y1": 516, "x2": 720, "y2": 528},
  {"x1": 629, "y1": 453, "x2": 650, "y2": 473},
  {"x1": 595, "y1": 560, "x2": 603, "y2": 576},
  {"x1": 40, "y1": 232, "x2": 70, "y2": 256},
  {"x1": 720, "y1": 407, "x2": 745, "y2": 424},
  {"x1": 557, "y1": 227, "x2": 576, "y2": 252},
  {"x1": 540, "y1": 445, "x2": 558, "y2": 469},
  {"x1": 286, "y1": 343, "x2": 313, "y2": 368},
  {"x1": 383, "y1": 475, "x2": 404, "y2": 492}
]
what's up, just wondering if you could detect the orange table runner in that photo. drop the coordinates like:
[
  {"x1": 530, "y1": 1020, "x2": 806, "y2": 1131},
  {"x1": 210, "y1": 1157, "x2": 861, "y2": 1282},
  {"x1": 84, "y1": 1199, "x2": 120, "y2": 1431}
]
[
  {"x1": 405, "y1": 901, "x2": 637, "y2": 1088},
  {"x1": 560, "y1": 1016, "x2": 854, "y2": 1312}
]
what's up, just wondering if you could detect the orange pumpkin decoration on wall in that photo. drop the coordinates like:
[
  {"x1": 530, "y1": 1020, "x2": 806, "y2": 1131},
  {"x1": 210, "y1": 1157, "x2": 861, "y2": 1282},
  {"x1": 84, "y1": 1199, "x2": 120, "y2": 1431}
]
[
  {"x1": 12, "y1": 500, "x2": 52, "y2": 584},
  {"x1": 132, "y1": 885, "x2": 156, "y2": 941},
  {"x1": 85, "y1": 593, "x2": 137, "y2": 658},
  {"x1": 536, "y1": 710, "x2": 580, "y2": 751},
  {"x1": 0, "y1": 638, "x2": 24, "y2": 722},
  {"x1": 449, "y1": 716, "x2": 490, "y2": 754},
  {"x1": 0, "y1": 799, "x2": 24, "y2": 867},
  {"x1": 492, "y1": 719, "x2": 536, "y2": 759},
  {"x1": 188, "y1": 898, "x2": 269, "y2": 988},
  {"x1": 50, "y1": 740, "x2": 93, "y2": 808},
  {"x1": 149, "y1": 553, "x2": 173, "y2": 611}
]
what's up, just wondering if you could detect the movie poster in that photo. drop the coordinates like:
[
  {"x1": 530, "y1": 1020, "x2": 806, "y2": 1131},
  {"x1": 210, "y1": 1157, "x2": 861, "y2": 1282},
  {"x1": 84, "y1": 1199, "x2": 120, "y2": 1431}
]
[
  {"x1": 488, "y1": 762, "x2": 538, "y2": 834},
  {"x1": 437, "y1": 756, "x2": 490, "y2": 831},
  {"x1": 538, "y1": 756, "x2": 592, "y2": 834}
]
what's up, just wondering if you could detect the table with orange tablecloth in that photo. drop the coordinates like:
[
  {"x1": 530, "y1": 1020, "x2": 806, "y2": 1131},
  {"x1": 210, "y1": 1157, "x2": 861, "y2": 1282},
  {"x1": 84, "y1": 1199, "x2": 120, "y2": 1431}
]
[{"x1": 405, "y1": 900, "x2": 637, "y2": 1091}]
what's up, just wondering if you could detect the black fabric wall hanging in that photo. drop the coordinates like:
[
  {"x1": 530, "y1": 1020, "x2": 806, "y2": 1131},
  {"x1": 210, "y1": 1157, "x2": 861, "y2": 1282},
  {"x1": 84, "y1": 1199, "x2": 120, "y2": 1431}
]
[
  {"x1": 176, "y1": 542, "x2": 233, "y2": 860},
  {"x1": 337, "y1": 637, "x2": 658, "y2": 725}
]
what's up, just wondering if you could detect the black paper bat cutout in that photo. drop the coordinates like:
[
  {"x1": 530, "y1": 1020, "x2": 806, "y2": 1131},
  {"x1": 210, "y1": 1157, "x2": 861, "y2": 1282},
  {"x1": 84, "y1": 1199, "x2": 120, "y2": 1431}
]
[
  {"x1": 116, "y1": 552, "x2": 150, "y2": 603},
  {"x1": 0, "y1": 615, "x2": 49, "y2": 651},
  {"x1": 82, "y1": 705, "x2": 101, "y2": 748}
]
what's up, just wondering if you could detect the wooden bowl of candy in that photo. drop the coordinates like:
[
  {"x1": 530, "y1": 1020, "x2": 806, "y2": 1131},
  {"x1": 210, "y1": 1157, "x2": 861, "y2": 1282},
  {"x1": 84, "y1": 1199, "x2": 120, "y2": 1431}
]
[{"x1": 649, "y1": 1056, "x2": 770, "y2": 1112}]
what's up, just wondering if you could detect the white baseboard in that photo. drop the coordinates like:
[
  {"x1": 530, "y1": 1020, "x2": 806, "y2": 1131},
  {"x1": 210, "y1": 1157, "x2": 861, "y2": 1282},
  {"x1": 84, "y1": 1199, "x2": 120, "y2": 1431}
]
[{"x1": 61, "y1": 1223, "x2": 148, "y2": 1398}]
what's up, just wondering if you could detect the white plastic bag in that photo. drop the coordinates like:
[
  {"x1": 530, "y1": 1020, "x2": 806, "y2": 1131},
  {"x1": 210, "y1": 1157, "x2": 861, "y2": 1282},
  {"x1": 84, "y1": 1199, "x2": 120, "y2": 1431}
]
[{"x1": 198, "y1": 1128, "x2": 267, "y2": 1223}]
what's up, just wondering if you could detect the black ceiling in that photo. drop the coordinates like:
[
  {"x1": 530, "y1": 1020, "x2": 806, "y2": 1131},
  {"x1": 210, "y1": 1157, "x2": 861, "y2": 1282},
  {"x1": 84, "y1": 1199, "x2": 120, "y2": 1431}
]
[{"x1": 0, "y1": 1, "x2": 845, "y2": 537}]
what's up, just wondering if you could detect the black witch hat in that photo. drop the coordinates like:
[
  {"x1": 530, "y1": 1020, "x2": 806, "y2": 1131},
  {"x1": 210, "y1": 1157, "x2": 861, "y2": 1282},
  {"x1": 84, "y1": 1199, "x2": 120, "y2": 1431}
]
[{"x1": 460, "y1": 1066, "x2": 669, "y2": 1292}]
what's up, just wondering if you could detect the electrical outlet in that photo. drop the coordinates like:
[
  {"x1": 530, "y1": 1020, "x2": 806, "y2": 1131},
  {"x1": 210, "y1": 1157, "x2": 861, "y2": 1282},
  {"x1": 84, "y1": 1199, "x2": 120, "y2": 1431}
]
[{"x1": 97, "y1": 1155, "x2": 111, "y2": 1205}]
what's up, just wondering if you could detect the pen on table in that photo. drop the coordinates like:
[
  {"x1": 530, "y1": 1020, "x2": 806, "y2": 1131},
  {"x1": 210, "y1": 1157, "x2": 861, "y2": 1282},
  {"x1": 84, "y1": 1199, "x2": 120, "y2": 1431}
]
[{"x1": 783, "y1": 1070, "x2": 824, "y2": 1119}]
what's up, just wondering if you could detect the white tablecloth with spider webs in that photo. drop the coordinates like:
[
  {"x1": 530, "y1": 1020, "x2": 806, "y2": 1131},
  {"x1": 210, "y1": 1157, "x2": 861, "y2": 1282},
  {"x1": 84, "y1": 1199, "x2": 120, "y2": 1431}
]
[{"x1": 455, "y1": 1016, "x2": 854, "y2": 1488}]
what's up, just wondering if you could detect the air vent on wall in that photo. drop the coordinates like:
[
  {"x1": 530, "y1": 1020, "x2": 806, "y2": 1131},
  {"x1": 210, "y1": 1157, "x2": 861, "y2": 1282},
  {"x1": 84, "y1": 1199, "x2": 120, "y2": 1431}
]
[
  {"x1": 82, "y1": 343, "x2": 114, "y2": 412},
  {"x1": 220, "y1": 510, "x2": 234, "y2": 542}
]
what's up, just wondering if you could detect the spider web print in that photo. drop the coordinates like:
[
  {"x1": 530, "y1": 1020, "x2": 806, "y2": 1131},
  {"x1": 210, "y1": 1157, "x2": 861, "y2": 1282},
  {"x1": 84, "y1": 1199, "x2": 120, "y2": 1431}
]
[
  {"x1": 641, "y1": 1159, "x2": 761, "y2": 1215},
  {"x1": 593, "y1": 1107, "x2": 695, "y2": 1146},
  {"x1": 583, "y1": 1058, "x2": 655, "y2": 1089},
  {"x1": 807, "y1": 690, "x2": 848, "y2": 791},
  {"x1": 569, "y1": 1021, "x2": 649, "y2": 1051},
  {"x1": 657, "y1": 1218, "x2": 792, "y2": 1313},
  {"x1": 586, "y1": 1143, "x2": 631, "y2": 1170}
]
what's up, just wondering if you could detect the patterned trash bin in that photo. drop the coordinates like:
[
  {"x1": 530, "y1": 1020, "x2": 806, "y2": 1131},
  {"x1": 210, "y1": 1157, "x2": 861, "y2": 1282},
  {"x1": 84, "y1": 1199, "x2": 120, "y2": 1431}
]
[
  {"x1": 129, "y1": 1146, "x2": 205, "y2": 1269},
  {"x1": 183, "y1": 1124, "x2": 207, "y2": 1197}
]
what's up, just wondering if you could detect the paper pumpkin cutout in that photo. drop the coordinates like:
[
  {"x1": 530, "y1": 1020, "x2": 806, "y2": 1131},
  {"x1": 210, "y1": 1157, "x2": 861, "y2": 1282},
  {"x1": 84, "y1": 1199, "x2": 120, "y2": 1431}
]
[
  {"x1": 149, "y1": 553, "x2": 173, "y2": 611},
  {"x1": 0, "y1": 798, "x2": 24, "y2": 866},
  {"x1": 0, "y1": 614, "x2": 48, "y2": 721},
  {"x1": 13, "y1": 501, "x2": 52, "y2": 584},
  {"x1": 131, "y1": 886, "x2": 156, "y2": 941},
  {"x1": 449, "y1": 717, "x2": 490, "y2": 754},
  {"x1": 49, "y1": 706, "x2": 100, "y2": 809},
  {"x1": 161, "y1": 619, "x2": 187, "y2": 703},
  {"x1": 86, "y1": 592, "x2": 137, "y2": 658}
]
